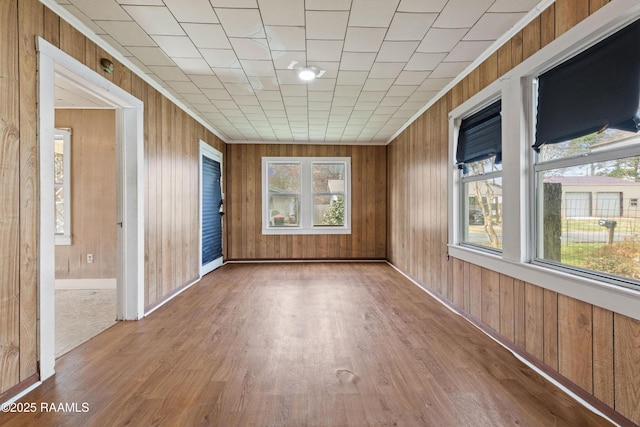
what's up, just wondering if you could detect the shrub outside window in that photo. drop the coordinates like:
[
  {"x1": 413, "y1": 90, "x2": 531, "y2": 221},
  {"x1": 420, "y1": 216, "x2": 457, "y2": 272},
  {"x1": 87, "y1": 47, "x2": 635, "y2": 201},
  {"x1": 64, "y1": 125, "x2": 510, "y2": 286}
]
[{"x1": 262, "y1": 157, "x2": 351, "y2": 235}]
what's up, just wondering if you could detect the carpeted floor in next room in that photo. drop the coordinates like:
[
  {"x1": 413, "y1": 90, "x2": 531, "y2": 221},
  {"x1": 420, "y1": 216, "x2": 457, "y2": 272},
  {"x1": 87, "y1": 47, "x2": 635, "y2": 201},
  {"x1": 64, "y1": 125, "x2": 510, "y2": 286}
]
[{"x1": 55, "y1": 289, "x2": 117, "y2": 358}]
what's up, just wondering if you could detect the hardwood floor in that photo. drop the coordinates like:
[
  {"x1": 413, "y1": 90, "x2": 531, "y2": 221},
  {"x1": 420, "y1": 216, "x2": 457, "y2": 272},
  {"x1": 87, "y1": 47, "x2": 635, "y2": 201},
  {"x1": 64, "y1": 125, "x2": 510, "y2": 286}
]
[{"x1": 0, "y1": 263, "x2": 611, "y2": 426}]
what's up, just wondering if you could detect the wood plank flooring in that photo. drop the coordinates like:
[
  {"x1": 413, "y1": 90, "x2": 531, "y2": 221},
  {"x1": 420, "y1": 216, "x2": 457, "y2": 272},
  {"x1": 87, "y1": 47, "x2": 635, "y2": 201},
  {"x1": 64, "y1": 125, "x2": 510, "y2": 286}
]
[{"x1": 0, "y1": 263, "x2": 611, "y2": 426}]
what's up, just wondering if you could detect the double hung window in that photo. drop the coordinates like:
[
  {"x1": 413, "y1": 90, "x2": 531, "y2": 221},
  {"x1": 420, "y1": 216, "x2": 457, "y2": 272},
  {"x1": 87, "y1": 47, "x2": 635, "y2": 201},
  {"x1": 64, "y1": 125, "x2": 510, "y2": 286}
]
[{"x1": 262, "y1": 157, "x2": 351, "y2": 235}]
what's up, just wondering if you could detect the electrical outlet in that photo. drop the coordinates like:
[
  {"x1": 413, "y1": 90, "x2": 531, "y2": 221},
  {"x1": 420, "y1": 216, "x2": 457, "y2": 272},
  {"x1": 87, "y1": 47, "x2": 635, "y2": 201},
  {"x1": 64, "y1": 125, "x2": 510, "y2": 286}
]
[{"x1": 87, "y1": 254, "x2": 94, "y2": 263}]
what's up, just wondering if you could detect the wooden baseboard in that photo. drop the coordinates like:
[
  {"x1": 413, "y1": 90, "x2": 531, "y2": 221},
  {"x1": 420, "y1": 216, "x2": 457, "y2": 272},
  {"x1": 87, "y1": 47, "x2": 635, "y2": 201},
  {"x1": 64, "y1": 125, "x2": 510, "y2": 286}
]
[{"x1": 0, "y1": 374, "x2": 39, "y2": 405}]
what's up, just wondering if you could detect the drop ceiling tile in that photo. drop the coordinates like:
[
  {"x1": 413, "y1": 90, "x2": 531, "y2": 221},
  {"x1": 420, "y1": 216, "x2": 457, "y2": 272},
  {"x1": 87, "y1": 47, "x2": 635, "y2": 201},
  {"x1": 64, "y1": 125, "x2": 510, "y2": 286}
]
[
  {"x1": 258, "y1": 0, "x2": 305, "y2": 26},
  {"x1": 232, "y1": 95, "x2": 261, "y2": 105},
  {"x1": 265, "y1": 26, "x2": 306, "y2": 51},
  {"x1": 224, "y1": 83, "x2": 255, "y2": 95},
  {"x1": 276, "y1": 69, "x2": 303, "y2": 85},
  {"x1": 309, "y1": 102, "x2": 332, "y2": 111},
  {"x1": 308, "y1": 91, "x2": 333, "y2": 101},
  {"x1": 230, "y1": 38, "x2": 272, "y2": 60},
  {"x1": 362, "y1": 78, "x2": 394, "y2": 91},
  {"x1": 240, "y1": 60, "x2": 276, "y2": 77},
  {"x1": 375, "y1": 106, "x2": 399, "y2": 114},
  {"x1": 68, "y1": 0, "x2": 130, "y2": 21},
  {"x1": 124, "y1": 56, "x2": 153, "y2": 73},
  {"x1": 343, "y1": 27, "x2": 386, "y2": 52},
  {"x1": 446, "y1": 41, "x2": 493, "y2": 62},
  {"x1": 189, "y1": 75, "x2": 223, "y2": 89},
  {"x1": 116, "y1": 1, "x2": 164, "y2": 6},
  {"x1": 212, "y1": 68, "x2": 249, "y2": 83},
  {"x1": 464, "y1": 13, "x2": 526, "y2": 40},
  {"x1": 417, "y1": 28, "x2": 469, "y2": 53},
  {"x1": 191, "y1": 102, "x2": 219, "y2": 113},
  {"x1": 181, "y1": 93, "x2": 210, "y2": 103},
  {"x1": 418, "y1": 77, "x2": 451, "y2": 91},
  {"x1": 122, "y1": 5, "x2": 184, "y2": 35},
  {"x1": 387, "y1": 85, "x2": 417, "y2": 96},
  {"x1": 260, "y1": 100, "x2": 286, "y2": 110},
  {"x1": 395, "y1": 71, "x2": 430, "y2": 85},
  {"x1": 125, "y1": 46, "x2": 174, "y2": 65},
  {"x1": 268, "y1": 117, "x2": 289, "y2": 124},
  {"x1": 397, "y1": 0, "x2": 447, "y2": 13},
  {"x1": 249, "y1": 76, "x2": 281, "y2": 91},
  {"x1": 385, "y1": 13, "x2": 437, "y2": 41},
  {"x1": 211, "y1": 0, "x2": 258, "y2": 7},
  {"x1": 429, "y1": 61, "x2": 470, "y2": 78},
  {"x1": 95, "y1": 21, "x2": 155, "y2": 47},
  {"x1": 377, "y1": 41, "x2": 419, "y2": 62},
  {"x1": 368, "y1": 62, "x2": 404, "y2": 79},
  {"x1": 256, "y1": 91, "x2": 282, "y2": 101},
  {"x1": 433, "y1": 0, "x2": 494, "y2": 28},
  {"x1": 215, "y1": 8, "x2": 265, "y2": 38},
  {"x1": 408, "y1": 90, "x2": 438, "y2": 102},
  {"x1": 216, "y1": 100, "x2": 240, "y2": 109},
  {"x1": 148, "y1": 66, "x2": 190, "y2": 81},
  {"x1": 182, "y1": 24, "x2": 231, "y2": 49},
  {"x1": 489, "y1": 0, "x2": 541, "y2": 13},
  {"x1": 283, "y1": 96, "x2": 307, "y2": 107},
  {"x1": 203, "y1": 88, "x2": 233, "y2": 100},
  {"x1": 307, "y1": 78, "x2": 336, "y2": 91},
  {"x1": 339, "y1": 52, "x2": 376, "y2": 71},
  {"x1": 358, "y1": 91, "x2": 385, "y2": 101},
  {"x1": 173, "y1": 58, "x2": 213, "y2": 75},
  {"x1": 336, "y1": 71, "x2": 368, "y2": 85},
  {"x1": 404, "y1": 52, "x2": 446, "y2": 71},
  {"x1": 305, "y1": 0, "x2": 351, "y2": 10},
  {"x1": 334, "y1": 85, "x2": 362, "y2": 97},
  {"x1": 307, "y1": 40, "x2": 343, "y2": 62},
  {"x1": 152, "y1": 36, "x2": 201, "y2": 58},
  {"x1": 349, "y1": 0, "x2": 400, "y2": 28},
  {"x1": 163, "y1": 0, "x2": 219, "y2": 23},
  {"x1": 312, "y1": 62, "x2": 340, "y2": 78},
  {"x1": 306, "y1": 11, "x2": 349, "y2": 40},
  {"x1": 272, "y1": 51, "x2": 307, "y2": 70},
  {"x1": 201, "y1": 49, "x2": 241, "y2": 68},
  {"x1": 62, "y1": 5, "x2": 107, "y2": 34},
  {"x1": 167, "y1": 81, "x2": 202, "y2": 93},
  {"x1": 280, "y1": 85, "x2": 307, "y2": 97},
  {"x1": 398, "y1": 100, "x2": 428, "y2": 111},
  {"x1": 379, "y1": 96, "x2": 407, "y2": 107}
]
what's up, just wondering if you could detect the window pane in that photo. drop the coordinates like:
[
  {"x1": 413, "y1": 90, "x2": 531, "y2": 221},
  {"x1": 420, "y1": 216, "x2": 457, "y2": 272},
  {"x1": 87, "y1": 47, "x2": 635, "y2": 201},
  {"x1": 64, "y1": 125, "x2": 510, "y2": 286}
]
[
  {"x1": 538, "y1": 128, "x2": 637, "y2": 163},
  {"x1": 55, "y1": 187, "x2": 64, "y2": 234},
  {"x1": 269, "y1": 194, "x2": 299, "y2": 226},
  {"x1": 462, "y1": 156, "x2": 502, "y2": 177},
  {"x1": 463, "y1": 177, "x2": 503, "y2": 249},
  {"x1": 268, "y1": 163, "x2": 300, "y2": 192},
  {"x1": 537, "y1": 156, "x2": 640, "y2": 282},
  {"x1": 314, "y1": 195, "x2": 344, "y2": 226},
  {"x1": 313, "y1": 163, "x2": 345, "y2": 193}
]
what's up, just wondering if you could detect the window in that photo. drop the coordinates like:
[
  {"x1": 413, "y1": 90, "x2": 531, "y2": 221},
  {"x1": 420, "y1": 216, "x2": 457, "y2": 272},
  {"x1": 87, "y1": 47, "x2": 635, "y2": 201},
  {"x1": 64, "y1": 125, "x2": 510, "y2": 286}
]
[
  {"x1": 533, "y1": 18, "x2": 640, "y2": 288},
  {"x1": 54, "y1": 128, "x2": 72, "y2": 245},
  {"x1": 456, "y1": 100, "x2": 503, "y2": 250},
  {"x1": 262, "y1": 157, "x2": 350, "y2": 234}
]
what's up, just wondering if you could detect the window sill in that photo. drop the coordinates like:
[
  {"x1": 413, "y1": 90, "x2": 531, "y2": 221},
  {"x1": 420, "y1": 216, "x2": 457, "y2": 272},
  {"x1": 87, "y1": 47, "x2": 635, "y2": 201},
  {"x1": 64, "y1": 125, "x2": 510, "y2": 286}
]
[
  {"x1": 448, "y1": 244, "x2": 640, "y2": 322},
  {"x1": 262, "y1": 227, "x2": 351, "y2": 235},
  {"x1": 55, "y1": 235, "x2": 71, "y2": 246}
]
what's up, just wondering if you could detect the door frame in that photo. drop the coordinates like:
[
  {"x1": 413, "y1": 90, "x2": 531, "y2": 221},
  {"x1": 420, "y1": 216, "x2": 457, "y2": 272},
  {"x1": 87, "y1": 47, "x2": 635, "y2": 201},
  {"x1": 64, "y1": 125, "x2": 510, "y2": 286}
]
[
  {"x1": 199, "y1": 141, "x2": 224, "y2": 276},
  {"x1": 37, "y1": 38, "x2": 145, "y2": 381}
]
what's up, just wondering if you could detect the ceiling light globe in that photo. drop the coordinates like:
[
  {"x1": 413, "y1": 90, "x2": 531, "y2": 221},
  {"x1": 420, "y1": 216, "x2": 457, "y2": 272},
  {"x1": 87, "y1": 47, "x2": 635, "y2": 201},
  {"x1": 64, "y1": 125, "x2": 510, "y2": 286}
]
[{"x1": 298, "y1": 68, "x2": 316, "y2": 81}]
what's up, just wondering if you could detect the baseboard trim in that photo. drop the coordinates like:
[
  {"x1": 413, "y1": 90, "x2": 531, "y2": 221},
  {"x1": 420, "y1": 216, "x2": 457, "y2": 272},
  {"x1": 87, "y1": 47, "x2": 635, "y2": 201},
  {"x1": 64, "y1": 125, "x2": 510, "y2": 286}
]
[
  {"x1": 0, "y1": 374, "x2": 40, "y2": 406},
  {"x1": 144, "y1": 276, "x2": 201, "y2": 317}
]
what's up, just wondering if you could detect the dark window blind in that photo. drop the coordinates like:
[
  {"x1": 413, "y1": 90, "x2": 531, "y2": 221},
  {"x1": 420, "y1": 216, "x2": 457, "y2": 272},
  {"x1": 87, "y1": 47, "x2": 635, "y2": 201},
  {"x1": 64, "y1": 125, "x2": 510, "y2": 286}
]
[{"x1": 456, "y1": 100, "x2": 502, "y2": 172}]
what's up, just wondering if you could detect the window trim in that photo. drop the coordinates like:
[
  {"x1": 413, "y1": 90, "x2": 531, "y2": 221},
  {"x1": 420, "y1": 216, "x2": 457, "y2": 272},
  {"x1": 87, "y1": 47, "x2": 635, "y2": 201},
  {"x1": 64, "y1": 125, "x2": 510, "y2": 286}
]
[
  {"x1": 448, "y1": 0, "x2": 640, "y2": 322},
  {"x1": 54, "y1": 128, "x2": 72, "y2": 246},
  {"x1": 261, "y1": 157, "x2": 351, "y2": 235}
]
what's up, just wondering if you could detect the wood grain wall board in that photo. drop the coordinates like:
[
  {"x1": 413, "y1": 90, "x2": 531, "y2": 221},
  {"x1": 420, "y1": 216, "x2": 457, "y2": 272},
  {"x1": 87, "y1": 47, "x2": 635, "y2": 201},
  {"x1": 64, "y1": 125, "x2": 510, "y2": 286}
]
[
  {"x1": 511, "y1": 30, "x2": 524, "y2": 69},
  {"x1": 468, "y1": 264, "x2": 482, "y2": 320},
  {"x1": 557, "y1": 294, "x2": 593, "y2": 393},
  {"x1": 481, "y1": 268, "x2": 500, "y2": 332},
  {"x1": 522, "y1": 15, "x2": 541, "y2": 60},
  {"x1": 592, "y1": 306, "x2": 614, "y2": 406},
  {"x1": 540, "y1": 4, "x2": 556, "y2": 48},
  {"x1": 496, "y1": 40, "x2": 512, "y2": 81},
  {"x1": 543, "y1": 289, "x2": 558, "y2": 370},
  {"x1": 513, "y1": 280, "x2": 526, "y2": 349},
  {"x1": 555, "y1": 0, "x2": 590, "y2": 37},
  {"x1": 0, "y1": 0, "x2": 21, "y2": 393},
  {"x1": 589, "y1": 0, "x2": 611, "y2": 14},
  {"x1": 59, "y1": 19, "x2": 84, "y2": 63},
  {"x1": 54, "y1": 110, "x2": 117, "y2": 279},
  {"x1": 524, "y1": 283, "x2": 544, "y2": 362},
  {"x1": 613, "y1": 314, "x2": 640, "y2": 422},
  {"x1": 43, "y1": 6, "x2": 59, "y2": 48},
  {"x1": 479, "y1": 51, "x2": 498, "y2": 91},
  {"x1": 451, "y1": 257, "x2": 464, "y2": 308},
  {"x1": 225, "y1": 144, "x2": 386, "y2": 260},
  {"x1": 499, "y1": 274, "x2": 515, "y2": 342},
  {"x1": 17, "y1": 0, "x2": 41, "y2": 383}
]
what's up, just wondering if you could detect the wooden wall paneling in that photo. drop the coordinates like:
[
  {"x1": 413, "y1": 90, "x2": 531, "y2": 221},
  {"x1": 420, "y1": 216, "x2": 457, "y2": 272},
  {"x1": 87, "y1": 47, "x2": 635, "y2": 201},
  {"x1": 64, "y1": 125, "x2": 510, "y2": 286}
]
[
  {"x1": 374, "y1": 146, "x2": 386, "y2": 257},
  {"x1": 113, "y1": 57, "x2": 132, "y2": 93},
  {"x1": 524, "y1": 282, "x2": 544, "y2": 361},
  {"x1": 466, "y1": 68, "x2": 481, "y2": 99},
  {"x1": 469, "y1": 263, "x2": 482, "y2": 319},
  {"x1": 463, "y1": 261, "x2": 470, "y2": 312},
  {"x1": 59, "y1": 18, "x2": 84, "y2": 63},
  {"x1": 43, "y1": 5, "x2": 59, "y2": 48},
  {"x1": 513, "y1": 279, "x2": 526, "y2": 349},
  {"x1": 511, "y1": 30, "x2": 524, "y2": 69},
  {"x1": 438, "y1": 98, "x2": 450, "y2": 297},
  {"x1": 481, "y1": 268, "x2": 500, "y2": 332},
  {"x1": 555, "y1": 0, "x2": 590, "y2": 37},
  {"x1": 479, "y1": 52, "x2": 498, "y2": 92},
  {"x1": 540, "y1": 4, "x2": 556, "y2": 48},
  {"x1": 227, "y1": 144, "x2": 241, "y2": 259},
  {"x1": 451, "y1": 258, "x2": 464, "y2": 308},
  {"x1": 83, "y1": 39, "x2": 98, "y2": 77},
  {"x1": 0, "y1": 0, "x2": 20, "y2": 394},
  {"x1": 613, "y1": 313, "x2": 640, "y2": 422},
  {"x1": 146, "y1": 86, "x2": 159, "y2": 306},
  {"x1": 499, "y1": 274, "x2": 515, "y2": 342},
  {"x1": 496, "y1": 40, "x2": 512, "y2": 77},
  {"x1": 450, "y1": 81, "x2": 465, "y2": 111},
  {"x1": 182, "y1": 114, "x2": 193, "y2": 282},
  {"x1": 592, "y1": 306, "x2": 614, "y2": 406},
  {"x1": 160, "y1": 95, "x2": 173, "y2": 298},
  {"x1": 173, "y1": 106, "x2": 183, "y2": 288},
  {"x1": 557, "y1": 294, "x2": 593, "y2": 392},
  {"x1": 522, "y1": 15, "x2": 541, "y2": 61},
  {"x1": 17, "y1": 0, "x2": 41, "y2": 382},
  {"x1": 543, "y1": 289, "x2": 559, "y2": 370},
  {"x1": 589, "y1": 0, "x2": 610, "y2": 14},
  {"x1": 364, "y1": 145, "x2": 377, "y2": 258}
]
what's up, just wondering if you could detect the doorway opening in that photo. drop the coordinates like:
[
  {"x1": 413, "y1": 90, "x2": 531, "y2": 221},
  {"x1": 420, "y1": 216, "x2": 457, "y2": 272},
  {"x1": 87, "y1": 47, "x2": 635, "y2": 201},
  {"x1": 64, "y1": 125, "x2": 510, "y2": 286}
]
[{"x1": 38, "y1": 38, "x2": 144, "y2": 380}]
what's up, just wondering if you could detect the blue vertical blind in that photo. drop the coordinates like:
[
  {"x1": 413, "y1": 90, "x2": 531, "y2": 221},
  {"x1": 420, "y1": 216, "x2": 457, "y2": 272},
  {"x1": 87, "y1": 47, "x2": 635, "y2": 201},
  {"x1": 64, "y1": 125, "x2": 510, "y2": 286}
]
[
  {"x1": 456, "y1": 100, "x2": 502, "y2": 172},
  {"x1": 534, "y1": 18, "x2": 640, "y2": 151},
  {"x1": 202, "y1": 156, "x2": 222, "y2": 265}
]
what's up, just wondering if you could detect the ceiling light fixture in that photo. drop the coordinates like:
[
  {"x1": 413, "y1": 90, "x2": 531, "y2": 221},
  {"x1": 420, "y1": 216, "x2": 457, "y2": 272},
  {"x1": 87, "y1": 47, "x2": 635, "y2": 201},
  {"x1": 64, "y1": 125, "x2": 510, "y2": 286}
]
[{"x1": 288, "y1": 61, "x2": 325, "y2": 81}]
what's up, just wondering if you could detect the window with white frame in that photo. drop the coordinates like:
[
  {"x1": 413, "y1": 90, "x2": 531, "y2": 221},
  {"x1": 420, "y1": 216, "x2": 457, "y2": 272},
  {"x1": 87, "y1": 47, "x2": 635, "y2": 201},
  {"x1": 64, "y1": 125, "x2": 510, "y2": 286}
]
[
  {"x1": 455, "y1": 100, "x2": 503, "y2": 251},
  {"x1": 262, "y1": 157, "x2": 351, "y2": 235},
  {"x1": 532, "y1": 18, "x2": 640, "y2": 289},
  {"x1": 54, "y1": 128, "x2": 72, "y2": 245}
]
